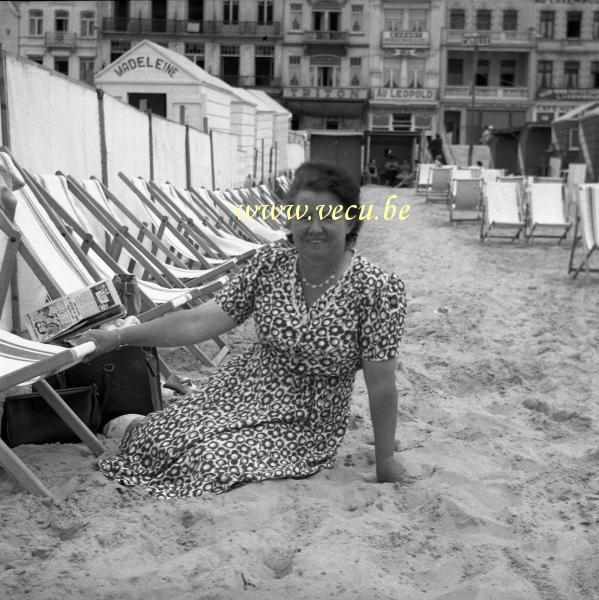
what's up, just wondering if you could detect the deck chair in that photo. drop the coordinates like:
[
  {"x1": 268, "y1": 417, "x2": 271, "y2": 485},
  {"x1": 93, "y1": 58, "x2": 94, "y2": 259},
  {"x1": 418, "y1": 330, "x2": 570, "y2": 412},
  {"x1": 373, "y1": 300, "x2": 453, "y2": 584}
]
[
  {"x1": 525, "y1": 182, "x2": 571, "y2": 243},
  {"x1": 534, "y1": 176, "x2": 563, "y2": 184},
  {"x1": 0, "y1": 152, "x2": 230, "y2": 373},
  {"x1": 480, "y1": 181, "x2": 525, "y2": 242},
  {"x1": 568, "y1": 184, "x2": 599, "y2": 279},
  {"x1": 426, "y1": 167, "x2": 454, "y2": 203},
  {"x1": 415, "y1": 163, "x2": 433, "y2": 194},
  {"x1": 275, "y1": 175, "x2": 290, "y2": 196},
  {"x1": 548, "y1": 156, "x2": 562, "y2": 178},
  {"x1": 565, "y1": 163, "x2": 587, "y2": 223},
  {"x1": 153, "y1": 182, "x2": 261, "y2": 259},
  {"x1": 449, "y1": 177, "x2": 483, "y2": 224},
  {"x1": 480, "y1": 169, "x2": 505, "y2": 186},
  {"x1": 0, "y1": 330, "x2": 105, "y2": 499}
]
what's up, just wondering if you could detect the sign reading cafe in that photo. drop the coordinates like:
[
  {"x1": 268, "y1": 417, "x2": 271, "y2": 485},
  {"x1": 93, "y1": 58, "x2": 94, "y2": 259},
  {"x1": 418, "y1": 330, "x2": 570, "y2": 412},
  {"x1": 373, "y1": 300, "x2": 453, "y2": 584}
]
[{"x1": 113, "y1": 55, "x2": 180, "y2": 78}]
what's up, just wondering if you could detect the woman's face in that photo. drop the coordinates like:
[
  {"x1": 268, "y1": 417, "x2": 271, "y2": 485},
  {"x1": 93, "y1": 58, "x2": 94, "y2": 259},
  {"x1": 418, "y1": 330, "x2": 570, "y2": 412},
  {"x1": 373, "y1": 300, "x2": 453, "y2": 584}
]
[{"x1": 288, "y1": 189, "x2": 355, "y2": 262}]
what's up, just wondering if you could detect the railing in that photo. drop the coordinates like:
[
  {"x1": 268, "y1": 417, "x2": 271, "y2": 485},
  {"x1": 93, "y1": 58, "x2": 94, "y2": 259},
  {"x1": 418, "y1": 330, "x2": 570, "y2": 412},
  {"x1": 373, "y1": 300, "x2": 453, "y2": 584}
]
[
  {"x1": 443, "y1": 28, "x2": 534, "y2": 46},
  {"x1": 444, "y1": 86, "x2": 529, "y2": 100},
  {"x1": 236, "y1": 76, "x2": 282, "y2": 88},
  {"x1": 380, "y1": 30, "x2": 429, "y2": 47},
  {"x1": 44, "y1": 31, "x2": 77, "y2": 48},
  {"x1": 101, "y1": 18, "x2": 281, "y2": 36},
  {"x1": 303, "y1": 31, "x2": 349, "y2": 43}
]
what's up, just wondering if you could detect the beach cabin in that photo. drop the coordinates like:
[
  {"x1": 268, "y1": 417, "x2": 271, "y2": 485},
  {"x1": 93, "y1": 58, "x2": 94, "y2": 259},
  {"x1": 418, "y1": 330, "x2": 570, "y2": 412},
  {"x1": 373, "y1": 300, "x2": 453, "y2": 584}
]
[
  {"x1": 491, "y1": 123, "x2": 552, "y2": 176},
  {"x1": 579, "y1": 106, "x2": 599, "y2": 182}
]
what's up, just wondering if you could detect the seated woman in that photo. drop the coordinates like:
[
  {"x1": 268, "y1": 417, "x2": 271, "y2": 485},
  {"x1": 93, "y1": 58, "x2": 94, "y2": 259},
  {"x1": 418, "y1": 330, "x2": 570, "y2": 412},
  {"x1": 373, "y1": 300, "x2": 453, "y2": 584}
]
[
  {"x1": 395, "y1": 159, "x2": 414, "y2": 188},
  {"x1": 81, "y1": 162, "x2": 409, "y2": 498},
  {"x1": 363, "y1": 158, "x2": 380, "y2": 185},
  {"x1": 382, "y1": 155, "x2": 400, "y2": 186}
]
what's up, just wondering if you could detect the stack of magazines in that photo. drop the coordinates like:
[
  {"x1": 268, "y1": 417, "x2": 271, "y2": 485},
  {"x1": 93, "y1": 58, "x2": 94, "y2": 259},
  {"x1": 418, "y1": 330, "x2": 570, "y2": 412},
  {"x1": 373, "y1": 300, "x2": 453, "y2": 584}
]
[{"x1": 24, "y1": 280, "x2": 126, "y2": 343}]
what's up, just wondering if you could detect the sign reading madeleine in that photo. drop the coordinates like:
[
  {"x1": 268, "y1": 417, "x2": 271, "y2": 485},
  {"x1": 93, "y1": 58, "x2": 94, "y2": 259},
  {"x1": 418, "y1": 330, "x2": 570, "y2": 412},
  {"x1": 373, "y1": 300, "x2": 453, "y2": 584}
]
[
  {"x1": 370, "y1": 88, "x2": 437, "y2": 103},
  {"x1": 113, "y1": 55, "x2": 180, "y2": 78}
]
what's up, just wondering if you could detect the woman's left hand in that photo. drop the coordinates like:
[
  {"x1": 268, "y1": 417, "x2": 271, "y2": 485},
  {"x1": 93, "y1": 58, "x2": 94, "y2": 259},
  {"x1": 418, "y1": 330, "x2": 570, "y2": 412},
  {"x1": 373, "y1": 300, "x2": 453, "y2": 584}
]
[{"x1": 376, "y1": 455, "x2": 410, "y2": 483}]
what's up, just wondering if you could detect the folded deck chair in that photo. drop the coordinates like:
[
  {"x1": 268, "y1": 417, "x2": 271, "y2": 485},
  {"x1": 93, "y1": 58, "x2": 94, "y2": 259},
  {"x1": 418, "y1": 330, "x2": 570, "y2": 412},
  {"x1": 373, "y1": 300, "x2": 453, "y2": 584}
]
[
  {"x1": 449, "y1": 177, "x2": 483, "y2": 224},
  {"x1": 426, "y1": 167, "x2": 454, "y2": 203},
  {"x1": 534, "y1": 176, "x2": 563, "y2": 184},
  {"x1": 0, "y1": 153, "x2": 230, "y2": 372},
  {"x1": 154, "y1": 182, "x2": 261, "y2": 259},
  {"x1": 415, "y1": 163, "x2": 433, "y2": 194},
  {"x1": 480, "y1": 181, "x2": 525, "y2": 242},
  {"x1": 525, "y1": 182, "x2": 571, "y2": 243},
  {"x1": 568, "y1": 184, "x2": 599, "y2": 279},
  {"x1": 480, "y1": 169, "x2": 505, "y2": 186},
  {"x1": 0, "y1": 330, "x2": 105, "y2": 499},
  {"x1": 275, "y1": 175, "x2": 290, "y2": 196}
]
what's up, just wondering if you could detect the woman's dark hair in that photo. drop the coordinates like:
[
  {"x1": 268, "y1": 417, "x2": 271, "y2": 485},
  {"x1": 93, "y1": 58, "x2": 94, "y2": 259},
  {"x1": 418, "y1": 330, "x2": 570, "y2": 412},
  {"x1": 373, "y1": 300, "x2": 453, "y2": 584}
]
[{"x1": 285, "y1": 161, "x2": 363, "y2": 247}]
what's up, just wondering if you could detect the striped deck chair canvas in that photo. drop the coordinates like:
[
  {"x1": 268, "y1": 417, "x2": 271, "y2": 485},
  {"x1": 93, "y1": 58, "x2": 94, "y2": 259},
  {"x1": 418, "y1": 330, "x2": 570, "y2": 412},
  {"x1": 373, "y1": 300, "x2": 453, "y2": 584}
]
[
  {"x1": 449, "y1": 178, "x2": 483, "y2": 224},
  {"x1": 426, "y1": 167, "x2": 453, "y2": 203},
  {"x1": 480, "y1": 182, "x2": 525, "y2": 242},
  {"x1": 0, "y1": 330, "x2": 104, "y2": 499},
  {"x1": 525, "y1": 182, "x2": 571, "y2": 243}
]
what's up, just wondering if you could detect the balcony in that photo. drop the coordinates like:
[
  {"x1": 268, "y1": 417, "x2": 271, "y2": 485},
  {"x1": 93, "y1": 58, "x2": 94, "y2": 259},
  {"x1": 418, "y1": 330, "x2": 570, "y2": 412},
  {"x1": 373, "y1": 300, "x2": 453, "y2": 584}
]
[
  {"x1": 45, "y1": 31, "x2": 76, "y2": 49},
  {"x1": 444, "y1": 86, "x2": 530, "y2": 101},
  {"x1": 370, "y1": 87, "x2": 438, "y2": 104},
  {"x1": 235, "y1": 75, "x2": 282, "y2": 88},
  {"x1": 101, "y1": 18, "x2": 281, "y2": 37},
  {"x1": 443, "y1": 28, "x2": 534, "y2": 48},
  {"x1": 303, "y1": 30, "x2": 349, "y2": 55},
  {"x1": 380, "y1": 30, "x2": 429, "y2": 48}
]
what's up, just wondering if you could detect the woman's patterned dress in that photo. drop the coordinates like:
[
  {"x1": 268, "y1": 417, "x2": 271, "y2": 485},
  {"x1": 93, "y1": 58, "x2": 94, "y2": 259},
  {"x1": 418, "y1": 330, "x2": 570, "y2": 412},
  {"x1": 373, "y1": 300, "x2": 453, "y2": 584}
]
[{"x1": 98, "y1": 244, "x2": 406, "y2": 498}]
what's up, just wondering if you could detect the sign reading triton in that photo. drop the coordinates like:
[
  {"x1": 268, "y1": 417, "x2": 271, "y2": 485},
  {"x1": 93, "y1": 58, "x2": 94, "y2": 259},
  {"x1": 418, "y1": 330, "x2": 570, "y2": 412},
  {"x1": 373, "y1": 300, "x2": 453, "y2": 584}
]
[
  {"x1": 113, "y1": 55, "x2": 180, "y2": 78},
  {"x1": 283, "y1": 87, "x2": 368, "y2": 100}
]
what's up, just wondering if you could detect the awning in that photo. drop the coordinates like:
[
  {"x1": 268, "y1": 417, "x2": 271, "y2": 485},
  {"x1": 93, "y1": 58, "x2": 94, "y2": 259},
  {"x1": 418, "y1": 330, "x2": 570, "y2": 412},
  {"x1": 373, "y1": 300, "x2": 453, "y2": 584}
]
[{"x1": 283, "y1": 99, "x2": 367, "y2": 118}]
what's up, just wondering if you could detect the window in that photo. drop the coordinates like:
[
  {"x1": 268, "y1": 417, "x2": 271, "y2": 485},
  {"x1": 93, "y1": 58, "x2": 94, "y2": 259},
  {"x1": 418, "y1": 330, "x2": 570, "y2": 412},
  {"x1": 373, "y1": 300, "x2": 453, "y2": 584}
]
[
  {"x1": 449, "y1": 9, "x2": 465, "y2": 30},
  {"x1": 566, "y1": 11, "x2": 582, "y2": 38},
  {"x1": 351, "y1": 5, "x2": 363, "y2": 32},
  {"x1": 592, "y1": 62, "x2": 599, "y2": 88},
  {"x1": 392, "y1": 113, "x2": 411, "y2": 132},
  {"x1": 539, "y1": 11, "x2": 555, "y2": 39},
  {"x1": 476, "y1": 59, "x2": 489, "y2": 86},
  {"x1": 476, "y1": 9, "x2": 491, "y2": 31},
  {"x1": 310, "y1": 56, "x2": 340, "y2": 87},
  {"x1": 568, "y1": 128, "x2": 579, "y2": 150},
  {"x1": 111, "y1": 40, "x2": 130, "y2": 62},
  {"x1": 407, "y1": 59, "x2": 425, "y2": 88},
  {"x1": 384, "y1": 9, "x2": 403, "y2": 31},
  {"x1": 29, "y1": 9, "x2": 44, "y2": 36},
  {"x1": 313, "y1": 11, "x2": 341, "y2": 32},
  {"x1": 55, "y1": 10, "x2": 69, "y2": 32},
  {"x1": 220, "y1": 45, "x2": 240, "y2": 85},
  {"x1": 500, "y1": 60, "x2": 516, "y2": 87},
  {"x1": 28, "y1": 55, "x2": 44, "y2": 65},
  {"x1": 371, "y1": 114, "x2": 390, "y2": 131},
  {"x1": 447, "y1": 58, "x2": 463, "y2": 86},
  {"x1": 258, "y1": 1, "x2": 273, "y2": 25},
  {"x1": 255, "y1": 45, "x2": 274, "y2": 86},
  {"x1": 383, "y1": 58, "x2": 401, "y2": 88},
  {"x1": 408, "y1": 9, "x2": 427, "y2": 32},
  {"x1": 185, "y1": 43, "x2": 205, "y2": 68},
  {"x1": 290, "y1": 3, "x2": 302, "y2": 30},
  {"x1": 80, "y1": 11, "x2": 95, "y2": 37},
  {"x1": 503, "y1": 10, "x2": 517, "y2": 31},
  {"x1": 54, "y1": 57, "x2": 69, "y2": 76},
  {"x1": 325, "y1": 116, "x2": 339, "y2": 130},
  {"x1": 79, "y1": 57, "x2": 95, "y2": 85},
  {"x1": 188, "y1": 0, "x2": 203, "y2": 21},
  {"x1": 350, "y1": 57, "x2": 361, "y2": 86},
  {"x1": 289, "y1": 55, "x2": 301, "y2": 86},
  {"x1": 564, "y1": 61, "x2": 579, "y2": 88},
  {"x1": 537, "y1": 60, "x2": 553, "y2": 89},
  {"x1": 223, "y1": 1, "x2": 239, "y2": 25},
  {"x1": 594, "y1": 12, "x2": 599, "y2": 39}
]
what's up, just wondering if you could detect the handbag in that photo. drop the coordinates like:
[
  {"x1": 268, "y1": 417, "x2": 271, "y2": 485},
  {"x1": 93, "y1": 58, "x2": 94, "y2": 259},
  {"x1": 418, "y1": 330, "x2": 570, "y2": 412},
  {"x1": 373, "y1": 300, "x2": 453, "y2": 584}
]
[
  {"x1": 55, "y1": 346, "x2": 162, "y2": 427},
  {"x1": 1, "y1": 385, "x2": 101, "y2": 448}
]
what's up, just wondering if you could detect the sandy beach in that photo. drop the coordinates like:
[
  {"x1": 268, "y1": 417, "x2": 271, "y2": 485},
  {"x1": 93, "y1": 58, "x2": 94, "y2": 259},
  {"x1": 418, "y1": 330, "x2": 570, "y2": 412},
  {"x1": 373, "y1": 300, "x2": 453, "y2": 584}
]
[{"x1": 1, "y1": 185, "x2": 598, "y2": 600}]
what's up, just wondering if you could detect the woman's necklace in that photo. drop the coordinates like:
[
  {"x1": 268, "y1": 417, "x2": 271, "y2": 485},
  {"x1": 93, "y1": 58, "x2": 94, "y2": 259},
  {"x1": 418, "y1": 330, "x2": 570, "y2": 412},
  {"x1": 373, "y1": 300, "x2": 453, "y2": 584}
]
[{"x1": 300, "y1": 270, "x2": 339, "y2": 289}]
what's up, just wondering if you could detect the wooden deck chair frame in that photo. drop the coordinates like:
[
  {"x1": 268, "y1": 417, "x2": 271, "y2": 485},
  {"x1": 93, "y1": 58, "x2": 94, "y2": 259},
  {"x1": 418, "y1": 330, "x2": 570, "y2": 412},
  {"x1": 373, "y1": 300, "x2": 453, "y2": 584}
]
[
  {"x1": 15, "y1": 167, "x2": 231, "y2": 371},
  {"x1": 524, "y1": 183, "x2": 571, "y2": 244},
  {"x1": 415, "y1": 163, "x2": 433, "y2": 194},
  {"x1": 425, "y1": 167, "x2": 452, "y2": 203},
  {"x1": 480, "y1": 182, "x2": 525, "y2": 242},
  {"x1": 0, "y1": 332, "x2": 105, "y2": 500},
  {"x1": 186, "y1": 186, "x2": 244, "y2": 239},
  {"x1": 568, "y1": 184, "x2": 599, "y2": 279}
]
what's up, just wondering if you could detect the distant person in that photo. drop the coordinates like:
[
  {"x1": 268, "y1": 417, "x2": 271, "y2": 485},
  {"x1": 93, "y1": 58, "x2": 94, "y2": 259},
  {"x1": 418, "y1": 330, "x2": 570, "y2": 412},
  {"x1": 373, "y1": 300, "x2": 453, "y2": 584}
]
[
  {"x1": 429, "y1": 134, "x2": 445, "y2": 165},
  {"x1": 480, "y1": 126, "x2": 493, "y2": 145},
  {"x1": 433, "y1": 155, "x2": 444, "y2": 167},
  {"x1": 363, "y1": 158, "x2": 379, "y2": 185},
  {"x1": 395, "y1": 159, "x2": 414, "y2": 188},
  {"x1": 475, "y1": 161, "x2": 483, "y2": 167},
  {"x1": 244, "y1": 174, "x2": 254, "y2": 188},
  {"x1": 383, "y1": 154, "x2": 400, "y2": 186}
]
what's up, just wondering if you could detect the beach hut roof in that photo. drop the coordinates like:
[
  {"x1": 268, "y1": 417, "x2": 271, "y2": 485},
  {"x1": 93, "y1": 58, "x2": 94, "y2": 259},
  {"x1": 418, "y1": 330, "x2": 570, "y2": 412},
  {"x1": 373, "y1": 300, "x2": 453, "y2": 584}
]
[
  {"x1": 246, "y1": 90, "x2": 291, "y2": 118},
  {"x1": 553, "y1": 101, "x2": 599, "y2": 123}
]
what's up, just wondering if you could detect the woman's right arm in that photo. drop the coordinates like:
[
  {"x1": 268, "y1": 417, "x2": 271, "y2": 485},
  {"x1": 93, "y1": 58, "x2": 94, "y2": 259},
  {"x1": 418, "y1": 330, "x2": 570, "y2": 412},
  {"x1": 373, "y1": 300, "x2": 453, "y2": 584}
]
[{"x1": 76, "y1": 299, "x2": 237, "y2": 357}]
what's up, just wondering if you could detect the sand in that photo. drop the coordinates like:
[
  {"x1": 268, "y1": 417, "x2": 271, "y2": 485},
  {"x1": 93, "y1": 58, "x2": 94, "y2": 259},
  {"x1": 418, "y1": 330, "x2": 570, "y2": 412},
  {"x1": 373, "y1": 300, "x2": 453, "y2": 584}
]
[{"x1": 1, "y1": 186, "x2": 598, "y2": 600}]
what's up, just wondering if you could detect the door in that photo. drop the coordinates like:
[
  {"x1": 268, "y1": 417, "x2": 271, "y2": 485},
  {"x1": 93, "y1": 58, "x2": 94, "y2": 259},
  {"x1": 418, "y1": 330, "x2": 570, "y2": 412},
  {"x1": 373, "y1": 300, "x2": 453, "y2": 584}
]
[
  {"x1": 444, "y1": 111, "x2": 461, "y2": 145},
  {"x1": 128, "y1": 93, "x2": 167, "y2": 117}
]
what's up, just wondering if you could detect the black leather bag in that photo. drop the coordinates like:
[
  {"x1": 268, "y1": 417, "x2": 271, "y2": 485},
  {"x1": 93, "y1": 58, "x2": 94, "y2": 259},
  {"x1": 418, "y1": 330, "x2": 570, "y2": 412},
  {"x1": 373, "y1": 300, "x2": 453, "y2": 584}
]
[
  {"x1": 1, "y1": 385, "x2": 101, "y2": 447},
  {"x1": 57, "y1": 346, "x2": 162, "y2": 427}
]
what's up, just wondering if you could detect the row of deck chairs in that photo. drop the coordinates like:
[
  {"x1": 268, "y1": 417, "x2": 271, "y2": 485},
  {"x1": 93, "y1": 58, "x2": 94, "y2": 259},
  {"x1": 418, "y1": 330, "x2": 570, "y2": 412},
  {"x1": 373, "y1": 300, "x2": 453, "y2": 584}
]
[{"x1": 0, "y1": 149, "x2": 288, "y2": 499}]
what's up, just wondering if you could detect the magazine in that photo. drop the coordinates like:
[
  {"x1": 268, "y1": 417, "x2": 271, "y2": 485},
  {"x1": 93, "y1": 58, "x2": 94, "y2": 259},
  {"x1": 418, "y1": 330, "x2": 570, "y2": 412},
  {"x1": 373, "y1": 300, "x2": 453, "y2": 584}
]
[{"x1": 24, "y1": 280, "x2": 126, "y2": 343}]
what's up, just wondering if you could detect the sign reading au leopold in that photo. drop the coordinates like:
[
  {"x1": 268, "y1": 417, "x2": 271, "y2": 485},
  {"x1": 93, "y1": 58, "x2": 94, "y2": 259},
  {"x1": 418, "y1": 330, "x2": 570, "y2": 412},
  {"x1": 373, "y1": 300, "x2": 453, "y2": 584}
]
[
  {"x1": 113, "y1": 55, "x2": 180, "y2": 78},
  {"x1": 370, "y1": 88, "x2": 437, "y2": 102}
]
